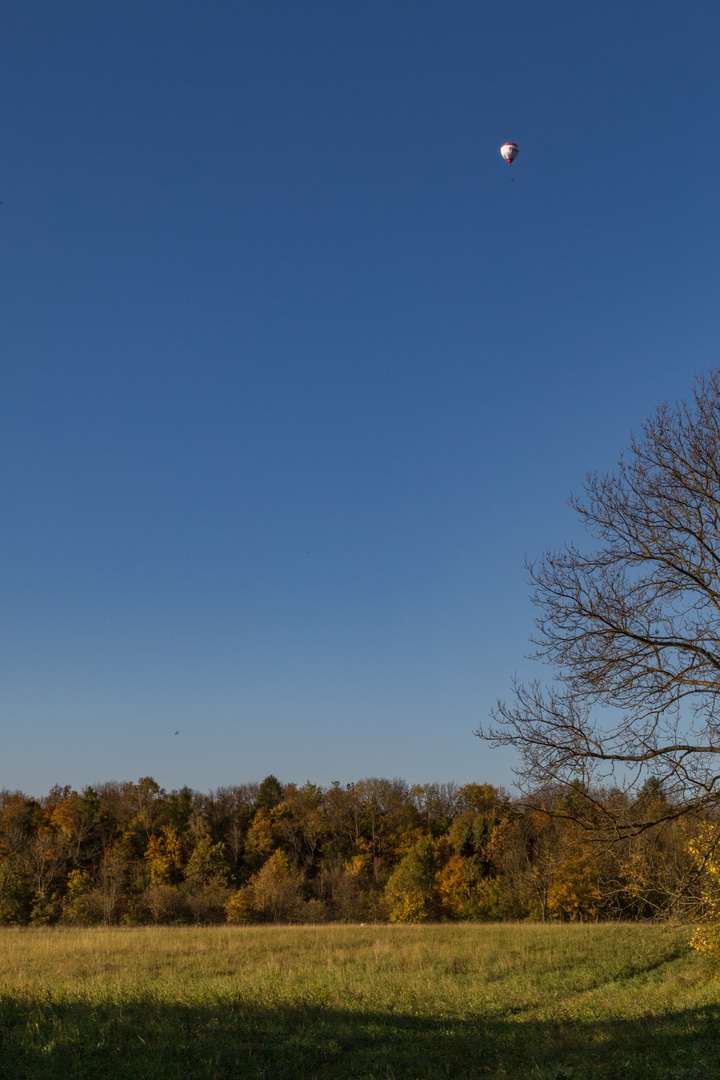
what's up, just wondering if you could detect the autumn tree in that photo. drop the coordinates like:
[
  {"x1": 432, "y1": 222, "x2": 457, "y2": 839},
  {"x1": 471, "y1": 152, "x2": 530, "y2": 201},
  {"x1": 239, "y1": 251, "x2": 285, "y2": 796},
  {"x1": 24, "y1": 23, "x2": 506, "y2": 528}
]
[
  {"x1": 410, "y1": 783, "x2": 459, "y2": 835},
  {"x1": 436, "y1": 854, "x2": 504, "y2": 921},
  {"x1": 95, "y1": 846, "x2": 127, "y2": 924},
  {"x1": 50, "y1": 787, "x2": 99, "y2": 863},
  {"x1": 204, "y1": 785, "x2": 255, "y2": 874},
  {"x1": 145, "y1": 826, "x2": 183, "y2": 885},
  {"x1": 162, "y1": 786, "x2": 196, "y2": 833},
  {"x1": 184, "y1": 835, "x2": 228, "y2": 885},
  {"x1": 348, "y1": 778, "x2": 418, "y2": 876},
  {"x1": 482, "y1": 371, "x2": 720, "y2": 832},
  {"x1": 385, "y1": 836, "x2": 440, "y2": 922},
  {"x1": 226, "y1": 850, "x2": 304, "y2": 924},
  {"x1": 276, "y1": 783, "x2": 327, "y2": 872}
]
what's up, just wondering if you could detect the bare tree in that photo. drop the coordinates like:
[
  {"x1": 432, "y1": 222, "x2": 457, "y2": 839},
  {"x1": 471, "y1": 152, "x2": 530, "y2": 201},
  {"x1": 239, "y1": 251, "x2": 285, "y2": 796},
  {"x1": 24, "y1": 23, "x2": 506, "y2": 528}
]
[{"x1": 481, "y1": 370, "x2": 720, "y2": 832}]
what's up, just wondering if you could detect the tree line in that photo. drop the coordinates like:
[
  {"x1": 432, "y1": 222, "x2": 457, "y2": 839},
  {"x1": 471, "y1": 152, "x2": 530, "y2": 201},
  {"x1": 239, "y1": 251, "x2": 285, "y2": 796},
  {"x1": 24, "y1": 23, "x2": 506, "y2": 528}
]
[
  {"x1": 0, "y1": 773, "x2": 715, "y2": 926},
  {"x1": 8, "y1": 372, "x2": 720, "y2": 929}
]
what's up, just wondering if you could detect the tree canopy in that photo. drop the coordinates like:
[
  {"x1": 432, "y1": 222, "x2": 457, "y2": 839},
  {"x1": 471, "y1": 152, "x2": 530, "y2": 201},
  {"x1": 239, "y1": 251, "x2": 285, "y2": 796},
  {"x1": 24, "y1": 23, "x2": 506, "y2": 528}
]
[{"x1": 5, "y1": 772, "x2": 709, "y2": 926}]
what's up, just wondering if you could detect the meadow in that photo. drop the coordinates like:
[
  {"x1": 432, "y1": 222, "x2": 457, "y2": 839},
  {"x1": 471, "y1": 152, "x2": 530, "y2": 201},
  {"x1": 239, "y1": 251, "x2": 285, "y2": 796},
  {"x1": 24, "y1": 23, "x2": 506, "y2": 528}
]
[{"x1": 0, "y1": 923, "x2": 718, "y2": 1079}]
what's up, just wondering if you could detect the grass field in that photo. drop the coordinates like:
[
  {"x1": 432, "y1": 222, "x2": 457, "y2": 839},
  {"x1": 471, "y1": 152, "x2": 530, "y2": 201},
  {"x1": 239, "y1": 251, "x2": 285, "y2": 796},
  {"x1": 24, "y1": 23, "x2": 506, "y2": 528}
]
[{"x1": 0, "y1": 923, "x2": 719, "y2": 1079}]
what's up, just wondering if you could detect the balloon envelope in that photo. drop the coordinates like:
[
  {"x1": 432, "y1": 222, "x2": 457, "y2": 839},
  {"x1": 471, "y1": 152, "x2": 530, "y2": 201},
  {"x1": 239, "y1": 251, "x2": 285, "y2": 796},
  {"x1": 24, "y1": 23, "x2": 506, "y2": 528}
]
[{"x1": 500, "y1": 142, "x2": 519, "y2": 164}]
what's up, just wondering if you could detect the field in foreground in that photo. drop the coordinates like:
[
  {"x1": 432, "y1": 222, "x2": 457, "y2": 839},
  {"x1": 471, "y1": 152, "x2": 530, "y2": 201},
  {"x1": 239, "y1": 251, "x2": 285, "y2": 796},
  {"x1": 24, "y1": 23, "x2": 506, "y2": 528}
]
[{"x1": 0, "y1": 923, "x2": 719, "y2": 1079}]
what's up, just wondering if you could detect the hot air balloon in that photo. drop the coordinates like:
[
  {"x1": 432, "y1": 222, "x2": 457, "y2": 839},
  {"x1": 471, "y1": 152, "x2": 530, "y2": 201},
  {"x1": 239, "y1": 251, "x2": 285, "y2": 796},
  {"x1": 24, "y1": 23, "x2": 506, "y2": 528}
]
[{"x1": 500, "y1": 142, "x2": 519, "y2": 165}]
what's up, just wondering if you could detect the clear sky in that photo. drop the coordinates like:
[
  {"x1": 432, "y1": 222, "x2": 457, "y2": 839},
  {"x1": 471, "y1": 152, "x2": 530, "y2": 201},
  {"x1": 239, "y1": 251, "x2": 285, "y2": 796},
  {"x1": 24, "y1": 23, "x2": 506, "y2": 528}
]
[{"x1": 1, "y1": 0, "x2": 718, "y2": 796}]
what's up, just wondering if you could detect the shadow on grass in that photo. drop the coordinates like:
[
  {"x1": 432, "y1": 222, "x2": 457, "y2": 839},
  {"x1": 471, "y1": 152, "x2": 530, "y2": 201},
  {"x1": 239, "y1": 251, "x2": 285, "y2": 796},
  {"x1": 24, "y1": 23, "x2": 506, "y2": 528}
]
[{"x1": 1, "y1": 996, "x2": 719, "y2": 1080}]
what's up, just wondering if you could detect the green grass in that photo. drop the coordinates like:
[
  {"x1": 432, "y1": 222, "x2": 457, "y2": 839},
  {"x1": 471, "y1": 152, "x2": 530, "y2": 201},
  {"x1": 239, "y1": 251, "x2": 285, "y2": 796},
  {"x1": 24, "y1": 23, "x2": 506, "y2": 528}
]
[{"x1": 0, "y1": 923, "x2": 718, "y2": 1078}]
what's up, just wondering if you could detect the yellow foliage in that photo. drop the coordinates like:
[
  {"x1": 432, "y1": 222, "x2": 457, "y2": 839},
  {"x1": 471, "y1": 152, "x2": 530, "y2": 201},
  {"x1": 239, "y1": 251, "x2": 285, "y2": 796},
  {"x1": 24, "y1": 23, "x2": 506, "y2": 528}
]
[
  {"x1": 227, "y1": 850, "x2": 304, "y2": 923},
  {"x1": 343, "y1": 838, "x2": 373, "y2": 877},
  {"x1": 385, "y1": 836, "x2": 439, "y2": 922},
  {"x1": 225, "y1": 887, "x2": 255, "y2": 925},
  {"x1": 436, "y1": 855, "x2": 504, "y2": 920},
  {"x1": 436, "y1": 854, "x2": 470, "y2": 913},
  {"x1": 687, "y1": 822, "x2": 720, "y2": 962},
  {"x1": 393, "y1": 827, "x2": 428, "y2": 861},
  {"x1": 62, "y1": 869, "x2": 94, "y2": 925},
  {"x1": 66, "y1": 869, "x2": 91, "y2": 896},
  {"x1": 388, "y1": 889, "x2": 428, "y2": 923},
  {"x1": 244, "y1": 809, "x2": 280, "y2": 866},
  {"x1": 144, "y1": 826, "x2": 182, "y2": 885},
  {"x1": 51, "y1": 793, "x2": 82, "y2": 841},
  {"x1": 546, "y1": 846, "x2": 601, "y2": 921}
]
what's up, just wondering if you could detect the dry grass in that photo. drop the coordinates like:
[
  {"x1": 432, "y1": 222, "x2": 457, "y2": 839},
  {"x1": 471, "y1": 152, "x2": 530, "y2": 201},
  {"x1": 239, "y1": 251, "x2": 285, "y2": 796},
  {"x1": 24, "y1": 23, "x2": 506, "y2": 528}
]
[{"x1": 0, "y1": 922, "x2": 718, "y2": 1078}]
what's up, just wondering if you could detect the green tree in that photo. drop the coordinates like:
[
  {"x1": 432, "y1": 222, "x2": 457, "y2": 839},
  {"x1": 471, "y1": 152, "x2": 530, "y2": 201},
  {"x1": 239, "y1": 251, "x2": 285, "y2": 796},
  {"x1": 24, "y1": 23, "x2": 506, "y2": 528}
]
[
  {"x1": 62, "y1": 869, "x2": 95, "y2": 925},
  {"x1": 184, "y1": 836, "x2": 228, "y2": 885},
  {"x1": 256, "y1": 775, "x2": 283, "y2": 811},
  {"x1": 385, "y1": 836, "x2": 439, "y2": 922},
  {"x1": 248, "y1": 850, "x2": 303, "y2": 922}
]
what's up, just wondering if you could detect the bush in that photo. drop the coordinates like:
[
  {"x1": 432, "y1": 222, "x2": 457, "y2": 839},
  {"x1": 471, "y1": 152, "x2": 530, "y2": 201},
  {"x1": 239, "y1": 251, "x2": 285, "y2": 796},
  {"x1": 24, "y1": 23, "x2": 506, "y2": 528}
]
[{"x1": 184, "y1": 877, "x2": 231, "y2": 925}]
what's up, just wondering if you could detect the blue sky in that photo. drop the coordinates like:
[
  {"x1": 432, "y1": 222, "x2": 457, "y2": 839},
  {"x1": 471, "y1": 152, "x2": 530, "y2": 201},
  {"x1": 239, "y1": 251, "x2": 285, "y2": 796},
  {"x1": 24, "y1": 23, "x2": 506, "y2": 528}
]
[{"x1": 1, "y1": 0, "x2": 718, "y2": 795}]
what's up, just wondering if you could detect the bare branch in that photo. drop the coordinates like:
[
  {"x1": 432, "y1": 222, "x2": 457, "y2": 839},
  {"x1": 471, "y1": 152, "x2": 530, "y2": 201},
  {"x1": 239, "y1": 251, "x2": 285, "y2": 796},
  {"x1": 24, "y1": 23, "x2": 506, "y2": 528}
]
[{"x1": 479, "y1": 369, "x2": 720, "y2": 830}]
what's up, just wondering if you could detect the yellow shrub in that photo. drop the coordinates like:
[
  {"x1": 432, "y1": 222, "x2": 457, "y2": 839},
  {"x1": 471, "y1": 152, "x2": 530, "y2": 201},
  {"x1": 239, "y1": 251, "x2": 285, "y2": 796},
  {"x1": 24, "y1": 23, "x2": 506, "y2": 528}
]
[
  {"x1": 225, "y1": 886, "x2": 254, "y2": 925},
  {"x1": 687, "y1": 822, "x2": 720, "y2": 963},
  {"x1": 388, "y1": 889, "x2": 428, "y2": 923}
]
